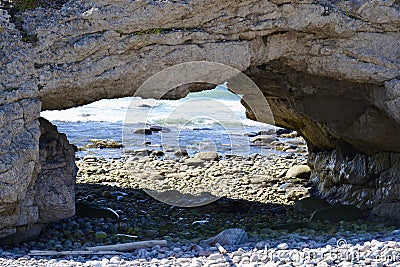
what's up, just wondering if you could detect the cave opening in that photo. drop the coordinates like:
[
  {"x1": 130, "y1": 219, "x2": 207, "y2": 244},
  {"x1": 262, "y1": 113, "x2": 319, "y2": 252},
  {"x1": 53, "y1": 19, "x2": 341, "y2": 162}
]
[{"x1": 39, "y1": 83, "x2": 309, "y2": 208}]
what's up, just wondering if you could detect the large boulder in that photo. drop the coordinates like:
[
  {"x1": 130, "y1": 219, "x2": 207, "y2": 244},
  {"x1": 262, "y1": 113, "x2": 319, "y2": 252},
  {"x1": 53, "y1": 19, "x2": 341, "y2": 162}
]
[{"x1": 34, "y1": 118, "x2": 76, "y2": 224}]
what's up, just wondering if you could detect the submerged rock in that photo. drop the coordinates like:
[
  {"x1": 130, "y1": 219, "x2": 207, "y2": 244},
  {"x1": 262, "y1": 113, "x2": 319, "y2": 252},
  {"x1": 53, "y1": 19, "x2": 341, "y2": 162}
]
[
  {"x1": 133, "y1": 129, "x2": 152, "y2": 135},
  {"x1": 310, "y1": 204, "x2": 364, "y2": 222},
  {"x1": 150, "y1": 126, "x2": 163, "y2": 132}
]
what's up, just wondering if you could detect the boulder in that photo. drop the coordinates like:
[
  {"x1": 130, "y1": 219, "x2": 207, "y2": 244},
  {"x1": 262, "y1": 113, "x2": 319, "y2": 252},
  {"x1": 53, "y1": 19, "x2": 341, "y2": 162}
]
[
  {"x1": 250, "y1": 135, "x2": 277, "y2": 145},
  {"x1": 34, "y1": 118, "x2": 77, "y2": 223},
  {"x1": 174, "y1": 149, "x2": 189, "y2": 157},
  {"x1": 0, "y1": 116, "x2": 76, "y2": 242},
  {"x1": 133, "y1": 128, "x2": 152, "y2": 135},
  {"x1": 203, "y1": 228, "x2": 248, "y2": 246},
  {"x1": 286, "y1": 165, "x2": 311, "y2": 180},
  {"x1": 149, "y1": 126, "x2": 163, "y2": 132},
  {"x1": 184, "y1": 158, "x2": 205, "y2": 167},
  {"x1": 194, "y1": 151, "x2": 219, "y2": 161}
]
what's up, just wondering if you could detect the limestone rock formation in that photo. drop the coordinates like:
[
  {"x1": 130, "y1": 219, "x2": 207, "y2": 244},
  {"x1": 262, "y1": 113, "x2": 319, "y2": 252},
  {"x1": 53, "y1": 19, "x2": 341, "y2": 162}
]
[
  {"x1": 0, "y1": 0, "x2": 399, "y2": 240},
  {"x1": 34, "y1": 118, "x2": 76, "y2": 224},
  {"x1": 0, "y1": 116, "x2": 76, "y2": 244}
]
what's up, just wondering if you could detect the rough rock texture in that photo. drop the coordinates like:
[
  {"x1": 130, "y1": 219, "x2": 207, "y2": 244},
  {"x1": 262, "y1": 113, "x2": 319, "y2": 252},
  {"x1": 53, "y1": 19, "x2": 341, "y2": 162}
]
[
  {"x1": 309, "y1": 150, "x2": 400, "y2": 217},
  {"x1": 0, "y1": 8, "x2": 42, "y2": 241},
  {"x1": 34, "y1": 118, "x2": 76, "y2": 224},
  {"x1": 0, "y1": 116, "x2": 76, "y2": 244},
  {"x1": 0, "y1": 0, "x2": 399, "y2": 239}
]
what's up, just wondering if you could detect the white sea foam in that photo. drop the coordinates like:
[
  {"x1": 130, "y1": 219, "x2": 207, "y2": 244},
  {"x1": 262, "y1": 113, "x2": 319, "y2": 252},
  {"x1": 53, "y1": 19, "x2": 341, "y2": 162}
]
[{"x1": 41, "y1": 85, "x2": 274, "y2": 128}]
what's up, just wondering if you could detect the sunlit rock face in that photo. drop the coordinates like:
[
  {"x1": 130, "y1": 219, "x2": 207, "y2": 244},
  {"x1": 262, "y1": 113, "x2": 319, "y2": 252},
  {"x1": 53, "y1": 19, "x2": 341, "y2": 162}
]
[{"x1": 0, "y1": 0, "x2": 399, "y2": 241}]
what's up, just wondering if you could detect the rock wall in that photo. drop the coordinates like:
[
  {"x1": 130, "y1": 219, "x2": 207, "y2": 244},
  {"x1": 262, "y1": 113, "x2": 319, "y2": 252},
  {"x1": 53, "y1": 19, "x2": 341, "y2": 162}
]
[
  {"x1": 0, "y1": 117, "x2": 76, "y2": 244},
  {"x1": 309, "y1": 150, "x2": 400, "y2": 218},
  {"x1": 34, "y1": 118, "x2": 76, "y2": 224},
  {"x1": 0, "y1": 7, "x2": 42, "y2": 242},
  {"x1": 0, "y1": 0, "x2": 399, "y2": 239}
]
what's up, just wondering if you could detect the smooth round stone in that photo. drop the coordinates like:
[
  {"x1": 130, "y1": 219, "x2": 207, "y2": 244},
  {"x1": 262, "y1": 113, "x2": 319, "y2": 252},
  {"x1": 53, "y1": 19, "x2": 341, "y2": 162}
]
[
  {"x1": 208, "y1": 253, "x2": 223, "y2": 260},
  {"x1": 277, "y1": 243, "x2": 289, "y2": 250},
  {"x1": 285, "y1": 164, "x2": 311, "y2": 179},
  {"x1": 184, "y1": 158, "x2": 204, "y2": 167},
  {"x1": 250, "y1": 254, "x2": 259, "y2": 262},
  {"x1": 172, "y1": 247, "x2": 181, "y2": 253},
  {"x1": 94, "y1": 231, "x2": 107, "y2": 239},
  {"x1": 109, "y1": 256, "x2": 120, "y2": 264},
  {"x1": 232, "y1": 251, "x2": 244, "y2": 257}
]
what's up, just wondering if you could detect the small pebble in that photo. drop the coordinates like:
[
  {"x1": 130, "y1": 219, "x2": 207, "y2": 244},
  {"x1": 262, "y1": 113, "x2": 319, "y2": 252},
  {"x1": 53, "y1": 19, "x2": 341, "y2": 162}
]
[{"x1": 277, "y1": 243, "x2": 289, "y2": 250}]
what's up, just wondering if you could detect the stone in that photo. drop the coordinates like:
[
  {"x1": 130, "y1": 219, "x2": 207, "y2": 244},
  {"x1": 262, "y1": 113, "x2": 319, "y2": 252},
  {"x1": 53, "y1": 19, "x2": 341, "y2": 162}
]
[
  {"x1": 276, "y1": 128, "x2": 293, "y2": 136},
  {"x1": 184, "y1": 158, "x2": 205, "y2": 167},
  {"x1": 286, "y1": 165, "x2": 311, "y2": 179},
  {"x1": 132, "y1": 149, "x2": 150, "y2": 157},
  {"x1": 149, "y1": 126, "x2": 163, "y2": 132},
  {"x1": 84, "y1": 139, "x2": 123, "y2": 149},
  {"x1": 34, "y1": 118, "x2": 77, "y2": 224},
  {"x1": 174, "y1": 149, "x2": 189, "y2": 157},
  {"x1": 250, "y1": 135, "x2": 277, "y2": 144},
  {"x1": 194, "y1": 151, "x2": 219, "y2": 161},
  {"x1": 133, "y1": 129, "x2": 152, "y2": 135},
  {"x1": 203, "y1": 228, "x2": 248, "y2": 246},
  {"x1": 75, "y1": 201, "x2": 119, "y2": 220},
  {"x1": 294, "y1": 197, "x2": 330, "y2": 215},
  {"x1": 94, "y1": 231, "x2": 107, "y2": 240},
  {"x1": 150, "y1": 150, "x2": 164, "y2": 157},
  {"x1": 277, "y1": 243, "x2": 289, "y2": 250},
  {"x1": 257, "y1": 129, "x2": 275, "y2": 135},
  {"x1": 245, "y1": 132, "x2": 258, "y2": 137},
  {"x1": 310, "y1": 204, "x2": 364, "y2": 222},
  {"x1": 309, "y1": 150, "x2": 400, "y2": 219}
]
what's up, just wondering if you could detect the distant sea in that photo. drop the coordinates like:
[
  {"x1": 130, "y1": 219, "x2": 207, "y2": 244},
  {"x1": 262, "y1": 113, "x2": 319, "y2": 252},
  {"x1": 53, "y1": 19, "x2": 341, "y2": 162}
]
[{"x1": 41, "y1": 85, "x2": 278, "y2": 159}]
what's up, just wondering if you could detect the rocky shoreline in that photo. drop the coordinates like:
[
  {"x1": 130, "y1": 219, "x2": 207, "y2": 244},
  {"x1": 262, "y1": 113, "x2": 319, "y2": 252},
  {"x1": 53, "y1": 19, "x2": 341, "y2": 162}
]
[{"x1": 1, "y1": 142, "x2": 400, "y2": 266}]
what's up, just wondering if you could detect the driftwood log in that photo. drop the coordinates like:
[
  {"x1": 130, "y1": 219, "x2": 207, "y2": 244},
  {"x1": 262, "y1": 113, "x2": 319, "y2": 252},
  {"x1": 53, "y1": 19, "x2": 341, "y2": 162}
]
[{"x1": 29, "y1": 240, "x2": 168, "y2": 256}]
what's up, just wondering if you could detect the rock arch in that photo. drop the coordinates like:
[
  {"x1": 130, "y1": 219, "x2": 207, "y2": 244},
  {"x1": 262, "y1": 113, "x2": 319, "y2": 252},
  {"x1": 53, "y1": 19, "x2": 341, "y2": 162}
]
[{"x1": 0, "y1": 0, "x2": 399, "y2": 241}]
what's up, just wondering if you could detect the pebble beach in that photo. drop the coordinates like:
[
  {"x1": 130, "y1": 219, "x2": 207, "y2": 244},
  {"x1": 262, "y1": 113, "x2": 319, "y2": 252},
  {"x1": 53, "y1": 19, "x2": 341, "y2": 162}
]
[
  {"x1": 1, "y1": 91, "x2": 399, "y2": 266},
  {"x1": 1, "y1": 133, "x2": 400, "y2": 266}
]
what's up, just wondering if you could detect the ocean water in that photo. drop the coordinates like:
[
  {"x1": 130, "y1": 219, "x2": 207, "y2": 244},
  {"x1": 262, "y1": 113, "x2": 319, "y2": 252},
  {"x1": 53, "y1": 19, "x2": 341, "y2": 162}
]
[{"x1": 41, "y1": 85, "x2": 278, "y2": 158}]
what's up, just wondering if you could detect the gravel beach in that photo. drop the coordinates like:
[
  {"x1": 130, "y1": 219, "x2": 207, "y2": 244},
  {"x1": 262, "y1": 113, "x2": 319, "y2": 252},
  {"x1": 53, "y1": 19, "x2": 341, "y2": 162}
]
[{"x1": 1, "y1": 136, "x2": 400, "y2": 266}]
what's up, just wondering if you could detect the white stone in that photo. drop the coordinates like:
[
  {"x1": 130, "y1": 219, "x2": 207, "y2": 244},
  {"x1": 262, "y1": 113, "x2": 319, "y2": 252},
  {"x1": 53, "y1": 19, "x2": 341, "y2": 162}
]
[
  {"x1": 250, "y1": 254, "x2": 259, "y2": 262},
  {"x1": 208, "y1": 253, "x2": 222, "y2": 261},
  {"x1": 277, "y1": 243, "x2": 289, "y2": 250}
]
